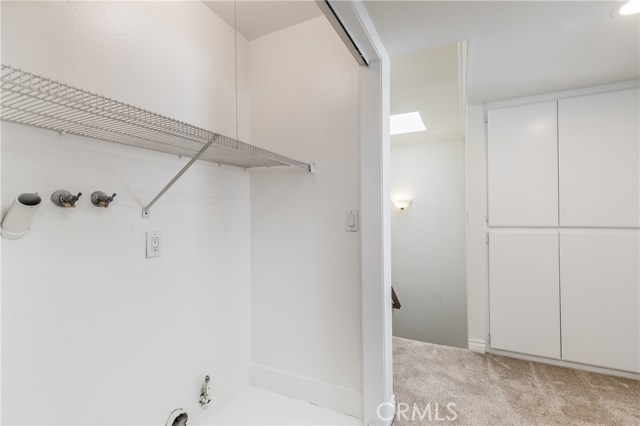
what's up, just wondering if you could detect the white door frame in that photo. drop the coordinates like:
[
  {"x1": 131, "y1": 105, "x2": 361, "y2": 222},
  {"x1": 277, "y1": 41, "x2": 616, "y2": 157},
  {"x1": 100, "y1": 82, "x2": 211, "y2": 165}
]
[{"x1": 327, "y1": 2, "x2": 393, "y2": 425}]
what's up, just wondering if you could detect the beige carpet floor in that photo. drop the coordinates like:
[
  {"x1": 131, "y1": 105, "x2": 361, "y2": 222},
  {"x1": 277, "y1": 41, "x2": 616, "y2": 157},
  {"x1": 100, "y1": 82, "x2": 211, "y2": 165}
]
[{"x1": 393, "y1": 337, "x2": 640, "y2": 426}]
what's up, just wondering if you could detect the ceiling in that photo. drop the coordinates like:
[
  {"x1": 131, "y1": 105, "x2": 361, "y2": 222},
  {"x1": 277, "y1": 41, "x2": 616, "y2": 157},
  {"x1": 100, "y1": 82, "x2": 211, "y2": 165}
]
[
  {"x1": 365, "y1": 1, "x2": 640, "y2": 103},
  {"x1": 202, "y1": 0, "x2": 322, "y2": 40},
  {"x1": 391, "y1": 44, "x2": 462, "y2": 142}
]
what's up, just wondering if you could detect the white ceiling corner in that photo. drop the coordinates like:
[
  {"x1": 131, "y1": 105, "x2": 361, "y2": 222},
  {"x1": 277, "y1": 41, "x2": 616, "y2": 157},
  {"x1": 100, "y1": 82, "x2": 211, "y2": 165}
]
[{"x1": 202, "y1": 0, "x2": 322, "y2": 41}]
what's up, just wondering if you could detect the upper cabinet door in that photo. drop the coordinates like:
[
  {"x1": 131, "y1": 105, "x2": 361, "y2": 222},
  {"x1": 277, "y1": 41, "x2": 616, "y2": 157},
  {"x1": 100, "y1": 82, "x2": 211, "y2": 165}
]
[
  {"x1": 559, "y1": 89, "x2": 640, "y2": 228},
  {"x1": 488, "y1": 101, "x2": 559, "y2": 227}
]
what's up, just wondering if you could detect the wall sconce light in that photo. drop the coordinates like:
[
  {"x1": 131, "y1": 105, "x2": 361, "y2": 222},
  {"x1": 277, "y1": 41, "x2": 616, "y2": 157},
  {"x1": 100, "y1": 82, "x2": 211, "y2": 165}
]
[
  {"x1": 1, "y1": 193, "x2": 42, "y2": 239},
  {"x1": 392, "y1": 199, "x2": 412, "y2": 210}
]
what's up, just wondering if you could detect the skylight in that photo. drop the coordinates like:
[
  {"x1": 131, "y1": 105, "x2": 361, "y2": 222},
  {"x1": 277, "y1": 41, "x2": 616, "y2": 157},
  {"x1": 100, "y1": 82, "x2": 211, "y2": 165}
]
[{"x1": 390, "y1": 112, "x2": 426, "y2": 135}]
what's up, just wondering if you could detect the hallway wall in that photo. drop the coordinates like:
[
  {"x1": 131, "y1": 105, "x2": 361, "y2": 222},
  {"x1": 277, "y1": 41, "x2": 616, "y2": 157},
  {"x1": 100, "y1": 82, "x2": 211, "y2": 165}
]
[
  {"x1": 248, "y1": 17, "x2": 363, "y2": 417},
  {"x1": 390, "y1": 137, "x2": 467, "y2": 348}
]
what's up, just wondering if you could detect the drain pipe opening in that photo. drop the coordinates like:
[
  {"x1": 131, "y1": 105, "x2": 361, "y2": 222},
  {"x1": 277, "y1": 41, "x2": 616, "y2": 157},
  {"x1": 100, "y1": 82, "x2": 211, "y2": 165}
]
[{"x1": 166, "y1": 408, "x2": 188, "y2": 426}]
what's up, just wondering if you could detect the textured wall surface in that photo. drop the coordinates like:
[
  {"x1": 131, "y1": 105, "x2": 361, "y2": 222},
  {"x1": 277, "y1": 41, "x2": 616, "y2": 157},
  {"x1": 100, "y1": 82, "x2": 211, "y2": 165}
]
[{"x1": 1, "y1": 2, "x2": 251, "y2": 424}]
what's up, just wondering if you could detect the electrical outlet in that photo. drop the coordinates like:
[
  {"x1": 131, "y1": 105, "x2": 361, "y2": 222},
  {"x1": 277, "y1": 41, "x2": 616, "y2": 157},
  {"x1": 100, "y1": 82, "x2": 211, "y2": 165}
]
[{"x1": 146, "y1": 231, "x2": 162, "y2": 258}]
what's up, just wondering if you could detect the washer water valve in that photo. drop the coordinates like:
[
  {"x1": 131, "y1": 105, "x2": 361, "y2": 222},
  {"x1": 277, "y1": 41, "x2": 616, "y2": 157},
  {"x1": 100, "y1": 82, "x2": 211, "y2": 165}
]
[
  {"x1": 199, "y1": 375, "x2": 212, "y2": 406},
  {"x1": 91, "y1": 191, "x2": 116, "y2": 208},
  {"x1": 51, "y1": 190, "x2": 82, "y2": 208}
]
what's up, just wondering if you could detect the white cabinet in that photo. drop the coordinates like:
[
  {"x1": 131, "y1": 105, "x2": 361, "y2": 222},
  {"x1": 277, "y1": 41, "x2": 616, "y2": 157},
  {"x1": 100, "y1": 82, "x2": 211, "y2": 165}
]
[
  {"x1": 488, "y1": 102, "x2": 558, "y2": 227},
  {"x1": 560, "y1": 232, "x2": 640, "y2": 373},
  {"x1": 487, "y1": 86, "x2": 640, "y2": 374},
  {"x1": 559, "y1": 89, "x2": 640, "y2": 228},
  {"x1": 488, "y1": 231, "x2": 560, "y2": 359}
]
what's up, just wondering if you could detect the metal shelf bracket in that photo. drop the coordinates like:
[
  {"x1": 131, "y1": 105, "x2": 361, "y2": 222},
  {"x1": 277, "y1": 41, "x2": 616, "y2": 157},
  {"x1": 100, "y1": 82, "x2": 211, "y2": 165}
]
[{"x1": 142, "y1": 137, "x2": 216, "y2": 218}]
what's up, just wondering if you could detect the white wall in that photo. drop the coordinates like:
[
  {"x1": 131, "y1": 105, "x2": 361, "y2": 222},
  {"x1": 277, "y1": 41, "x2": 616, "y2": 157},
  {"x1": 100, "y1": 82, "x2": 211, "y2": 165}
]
[
  {"x1": 465, "y1": 104, "x2": 489, "y2": 345},
  {"x1": 328, "y1": 2, "x2": 395, "y2": 422},
  {"x1": 391, "y1": 45, "x2": 462, "y2": 138},
  {"x1": 1, "y1": 2, "x2": 251, "y2": 424},
  {"x1": 248, "y1": 17, "x2": 363, "y2": 417},
  {"x1": 390, "y1": 138, "x2": 467, "y2": 348}
]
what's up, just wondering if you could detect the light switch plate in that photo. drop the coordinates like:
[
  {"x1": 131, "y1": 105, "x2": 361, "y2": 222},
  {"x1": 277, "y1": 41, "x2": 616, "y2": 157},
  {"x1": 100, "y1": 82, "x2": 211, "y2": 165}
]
[
  {"x1": 146, "y1": 231, "x2": 162, "y2": 258},
  {"x1": 345, "y1": 209, "x2": 359, "y2": 232}
]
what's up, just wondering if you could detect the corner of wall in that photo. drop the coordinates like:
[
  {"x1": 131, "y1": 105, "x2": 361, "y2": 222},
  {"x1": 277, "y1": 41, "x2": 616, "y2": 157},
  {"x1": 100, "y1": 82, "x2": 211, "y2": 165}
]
[{"x1": 465, "y1": 104, "x2": 489, "y2": 343}]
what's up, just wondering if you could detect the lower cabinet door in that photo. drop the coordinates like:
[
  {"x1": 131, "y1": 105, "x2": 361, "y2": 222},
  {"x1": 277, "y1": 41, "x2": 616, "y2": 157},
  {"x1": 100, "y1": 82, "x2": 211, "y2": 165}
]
[
  {"x1": 489, "y1": 231, "x2": 561, "y2": 359},
  {"x1": 560, "y1": 232, "x2": 640, "y2": 373}
]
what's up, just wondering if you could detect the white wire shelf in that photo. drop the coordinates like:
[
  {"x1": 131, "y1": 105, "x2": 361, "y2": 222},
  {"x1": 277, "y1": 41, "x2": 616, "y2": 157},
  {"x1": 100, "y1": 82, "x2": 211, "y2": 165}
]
[{"x1": 0, "y1": 64, "x2": 312, "y2": 171}]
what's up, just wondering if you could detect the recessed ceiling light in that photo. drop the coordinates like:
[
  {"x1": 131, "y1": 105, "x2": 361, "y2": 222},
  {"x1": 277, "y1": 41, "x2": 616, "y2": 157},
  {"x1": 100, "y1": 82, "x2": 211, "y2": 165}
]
[
  {"x1": 390, "y1": 112, "x2": 426, "y2": 135},
  {"x1": 613, "y1": 0, "x2": 640, "y2": 16}
]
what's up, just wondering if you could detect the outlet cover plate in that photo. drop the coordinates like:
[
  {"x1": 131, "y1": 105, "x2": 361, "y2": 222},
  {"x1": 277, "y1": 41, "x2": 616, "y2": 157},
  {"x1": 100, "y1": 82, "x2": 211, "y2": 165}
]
[{"x1": 146, "y1": 231, "x2": 162, "y2": 258}]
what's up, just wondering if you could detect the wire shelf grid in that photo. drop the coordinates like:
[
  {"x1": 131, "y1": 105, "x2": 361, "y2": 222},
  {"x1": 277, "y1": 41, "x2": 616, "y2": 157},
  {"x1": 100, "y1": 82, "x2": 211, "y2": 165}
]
[{"x1": 0, "y1": 64, "x2": 311, "y2": 171}]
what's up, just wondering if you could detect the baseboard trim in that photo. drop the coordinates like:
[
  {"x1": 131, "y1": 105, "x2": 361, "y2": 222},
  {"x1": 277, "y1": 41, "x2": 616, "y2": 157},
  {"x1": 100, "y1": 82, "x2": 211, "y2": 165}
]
[
  {"x1": 489, "y1": 349, "x2": 640, "y2": 380},
  {"x1": 189, "y1": 375, "x2": 251, "y2": 425},
  {"x1": 250, "y1": 364, "x2": 363, "y2": 418},
  {"x1": 468, "y1": 339, "x2": 486, "y2": 353}
]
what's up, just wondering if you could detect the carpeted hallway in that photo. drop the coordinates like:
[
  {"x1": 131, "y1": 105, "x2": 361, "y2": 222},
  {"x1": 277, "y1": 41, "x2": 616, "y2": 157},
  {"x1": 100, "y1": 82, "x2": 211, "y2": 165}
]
[{"x1": 393, "y1": 337, "x2": 640, "y2": 425}]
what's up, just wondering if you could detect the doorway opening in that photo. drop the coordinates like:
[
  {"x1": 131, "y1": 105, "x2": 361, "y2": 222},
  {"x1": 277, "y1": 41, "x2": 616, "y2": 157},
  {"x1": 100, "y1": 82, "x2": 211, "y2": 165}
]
[{"x1": 390, "y1": 42, "x2": 468, "y2": 349}]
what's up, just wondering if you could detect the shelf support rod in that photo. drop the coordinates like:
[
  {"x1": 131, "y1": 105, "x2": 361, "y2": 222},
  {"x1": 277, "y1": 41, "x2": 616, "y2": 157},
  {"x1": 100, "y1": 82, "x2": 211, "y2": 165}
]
[{"x1": 142, "y1": 136, "x2": 217, "y2": 218}]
